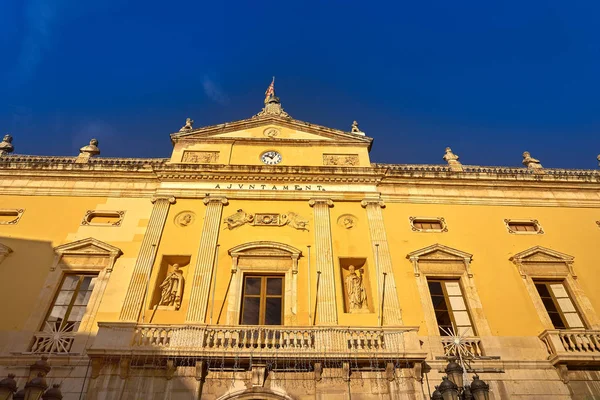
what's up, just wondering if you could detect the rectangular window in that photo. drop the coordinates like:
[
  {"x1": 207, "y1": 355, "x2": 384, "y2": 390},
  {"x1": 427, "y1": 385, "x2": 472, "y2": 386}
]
[
  {"x1": 428, "y1": 280, "x2": 475, "y2": 336},
  {"x1": 44, "y1": 274, "x2": 98, "y2": 333},
  {"x1": 534, "y1": 281, "x2": 584, "y2": 329},
  {"x1": 240, "y1": 275, "x2": 284, "y2": 325},
  {"x1": 505, "y1": 219, "x2": 542, "y2": 234},
  {"x1": 410, "y1": 217, "x2": 446, "y2": 232}
]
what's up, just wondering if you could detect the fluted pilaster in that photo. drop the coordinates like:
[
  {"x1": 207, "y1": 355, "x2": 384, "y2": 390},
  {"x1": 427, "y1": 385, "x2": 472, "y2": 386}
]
[
  {"x1": 361, "y1": 199, "x2": 403, "y2": 325},
  {"x1": 186, "y1": 196, "x2": 228, "y2": 322},
  {"x1": 119, "y1": 196, "x2": 176, "y2": 322},
  {"x1": 309, "y1": 198, "x2": 337, "y2": 325}
]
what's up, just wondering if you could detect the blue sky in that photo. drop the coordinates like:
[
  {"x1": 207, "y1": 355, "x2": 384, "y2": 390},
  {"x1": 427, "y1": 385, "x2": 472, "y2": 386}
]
[{"x1": 1, "y1": 1, "x2": 599, "y2": 169}]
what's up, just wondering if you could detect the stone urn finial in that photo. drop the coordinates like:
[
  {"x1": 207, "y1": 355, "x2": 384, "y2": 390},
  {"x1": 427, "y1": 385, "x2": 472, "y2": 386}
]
[
  {"x1": 0, "y1": 134, "x2": 14, "y2": 156},
  {"x1": 76, "y1": 138, "x2": 100, "y2": 163},
  {"x1": 597, "y1": 154, "x2": 600, "y2": 167}
]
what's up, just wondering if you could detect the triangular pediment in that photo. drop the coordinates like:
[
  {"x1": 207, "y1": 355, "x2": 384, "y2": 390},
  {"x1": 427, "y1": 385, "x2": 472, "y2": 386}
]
[
  {"x1": 54, "y1": 237, "x2": 122, "y2": 257},
  {"x1": 407, "y1": 244, "x2": 473, "y2": 262},
  {"x1": 171, "y1": 116, "x2": 373, "y2": 147},
  {"x1": 510, "y1": 246, "x2": 573, "y2": 264}
]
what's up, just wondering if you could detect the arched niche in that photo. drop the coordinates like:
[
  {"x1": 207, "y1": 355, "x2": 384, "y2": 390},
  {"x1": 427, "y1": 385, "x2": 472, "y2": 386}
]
[
  {"x1": 226, "y1": 241, "x2": 302, "y2": 325},
  {"x1": 218, "y1": 387, "x2": 294, "y2": 400}
]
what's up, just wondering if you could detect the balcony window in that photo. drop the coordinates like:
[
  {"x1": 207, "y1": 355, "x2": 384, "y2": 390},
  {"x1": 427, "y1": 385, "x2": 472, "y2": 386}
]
[
  {"x1": 240, "y1": 275, "x2": 284, "y2": 325},
  {"x1": 428, "y1": 279, "x2": 475, "y2": 336},
  {"x1": 534, "y1": 281, "x2": 585, "y2": 329},
  {"x1": 31, "y1": 273, "x2": 98, "y2": 353}
]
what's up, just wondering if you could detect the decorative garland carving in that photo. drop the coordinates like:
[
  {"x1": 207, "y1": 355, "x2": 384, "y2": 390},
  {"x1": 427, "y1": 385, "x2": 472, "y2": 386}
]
[{"x1": 223, "y1": 209, "x2": 309, "y2": 231}]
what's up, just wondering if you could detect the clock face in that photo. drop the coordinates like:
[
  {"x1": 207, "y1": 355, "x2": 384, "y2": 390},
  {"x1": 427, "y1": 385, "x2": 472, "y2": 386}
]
[{"x1": 260, "y1": 151, "x2": 282, "y2": 165}]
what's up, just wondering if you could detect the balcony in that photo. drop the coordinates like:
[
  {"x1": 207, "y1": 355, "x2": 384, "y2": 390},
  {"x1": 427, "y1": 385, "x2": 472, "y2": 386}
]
[
  {"x1": 88, "y1": 323, "x2": 427, "y2": 362},
  {"x1": 441, "y1": 336, "x2": 484, "y2": 358},
  {"x1": 539, "y1": 329, "x2": 600, "y2": 366}
]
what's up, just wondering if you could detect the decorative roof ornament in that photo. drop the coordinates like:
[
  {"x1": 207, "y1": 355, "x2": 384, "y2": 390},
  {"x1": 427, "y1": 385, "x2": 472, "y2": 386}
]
[
  {"x1": 254, "y1": 77, "x2": 291, "y2": 119},
  {"x1": 179, "y1": 118, "x2": 194, "y2": 132},
  {"x1": 597, "y1": 154, "x2": 600, "y2": 167},
  {"x1": 443, "y1": 147, "x2": 463, "y2": 172},
  {"x1": 522, "y1": 151, "x2": 543, "y2": 171},
  {"x1": 0, "y1": 134, "x2": 14, "y2": 156},
  {"x1": 76, "y1": 138, "x2": 100, "y2": 163},
  {"x1": 350, "y1": 121, "x2": 365, "y2": 136}
]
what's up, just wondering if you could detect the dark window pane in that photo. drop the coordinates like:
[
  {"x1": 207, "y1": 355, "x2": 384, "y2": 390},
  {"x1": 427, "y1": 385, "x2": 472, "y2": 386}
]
[
  {"x1": 265, "y1": 298, "x2": 282, "y2": 325},
  {"x1": 266, "y1": 278, "x2": 283, "y2": 295},
  {"x1": 535, "y1": 283, "x2": 551, "y2": 298},
  {"x1": 549, "y1": 312, "x2": 566, "y2": 329},
  {"x1": 244, "y1": 277, "x2": 261, "y2": 295},
  {"x1": 541, "y1": 297, "x2": 560, "y2": 313},
  {"x1": 241, "y1": 297, "x2": 260, "y2": 325},
  {"x1": 431, "y1": 296, "x2": 448, "y2": 311},
  {"x1": 435, "y1": 310, "x2": 452, "y2": 327},
  {"x1": 428, "y1": 281, "x2": 443, "y2": 295}
]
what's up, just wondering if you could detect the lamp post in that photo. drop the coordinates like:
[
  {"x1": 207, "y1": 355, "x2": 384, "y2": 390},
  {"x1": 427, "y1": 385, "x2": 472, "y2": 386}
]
[
  {"x1": 24, "y1": 373, "x2": 47, "y2": 400},
  {"x1": 432, "y1": 362, "x2": 490, "y2": 400},
  {"x1": 470, "y1": 375, "x2": 490, "y2": 400},
  {"x1": 0, "y1": 374, "x2": 17, "y2": 400},
  {"x1": 7, "y1": 358, "x2": 63, "y2": 400}
]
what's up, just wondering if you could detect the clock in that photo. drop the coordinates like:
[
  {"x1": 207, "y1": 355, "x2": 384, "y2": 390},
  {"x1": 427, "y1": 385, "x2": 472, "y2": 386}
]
[{"x1": 260, "y1": 150, "x2": 282, "y2": 165}]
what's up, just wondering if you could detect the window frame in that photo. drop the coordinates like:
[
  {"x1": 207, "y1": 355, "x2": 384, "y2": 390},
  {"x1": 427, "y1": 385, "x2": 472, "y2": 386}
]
[
  {"x1": 533, "y1": 280, "x2": 586, "y2": 330},
  {"x1": 240, "y1": 274, "x2": 285, "y2": 326},
  {"x1": 427, "y1": 278, "x2": 476, "y2": 336},
  {"x1": 409, "y1": 217, "x2": 447, "y2": 233},
  {"x1": 504, "y1": 219, "x2": 543, "y2": 234},
  {"x1": 42, "y1": 273, "x2": 99, "y2": 334}
]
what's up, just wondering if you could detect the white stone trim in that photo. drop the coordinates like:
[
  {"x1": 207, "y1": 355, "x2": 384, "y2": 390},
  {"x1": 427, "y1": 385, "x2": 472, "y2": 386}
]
[{"x1": 226, "y1": 241, "x2": 301, "y2": 325}]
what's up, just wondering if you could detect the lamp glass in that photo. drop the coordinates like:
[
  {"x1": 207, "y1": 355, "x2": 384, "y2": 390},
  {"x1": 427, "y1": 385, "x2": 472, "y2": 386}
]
[
  {"x1": 23, "y1": 387, "x2": 45, "y2": 400},
  {"x1": 472, "y1": 391, "x2": 489, "y2": 400},
  {"x1": 0, "y1": 388, "x2": 13, "y2": 400},
  {"x1": 441, "y1": 390, "x2": 458, "y2": 400}
]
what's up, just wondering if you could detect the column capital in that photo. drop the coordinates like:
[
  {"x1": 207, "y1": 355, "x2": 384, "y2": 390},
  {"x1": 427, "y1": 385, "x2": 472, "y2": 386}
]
[
  {"x1": 308, "y1": 198, "x2": 333, "y2": 208},
  {"x1": 203, "y1": 196, "x2": 229, "y2": 206},
  {"x1": 151, "y1": 195, "x2": 176, "y2": 204},
  {"x1": 361, "y1": 198, "x2": 385, "y2": 208}
]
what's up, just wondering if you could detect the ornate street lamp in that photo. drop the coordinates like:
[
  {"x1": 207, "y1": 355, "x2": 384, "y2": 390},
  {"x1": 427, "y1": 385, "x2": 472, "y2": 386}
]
[
  {"x1": 28, "y1": 358, "x2": 50, "y2": 380},
  {"x1": 445, "y1": 359, "x2": 464, "y2": 389},
  {"x1": 431, "y1": 386, "x2": 443, "y2": 400},
  {"x1": 23, "y1": 373, "x2": 47, "y2": 400},
  {"x1": 0, "y1": 374, "x2": 17, "y2": 400},
  {"x1": 13, "y1": 390, "x2": 24, "y2": 400},
  {"x1": 469, "y1": 375, "x2": 490, "y2": 400},
  {"x1": 439, "y1": 376, "x2": 459, "y2": 400},
  {"x1": 41, "y1": 385, "x2": 62, "y2": 400}
]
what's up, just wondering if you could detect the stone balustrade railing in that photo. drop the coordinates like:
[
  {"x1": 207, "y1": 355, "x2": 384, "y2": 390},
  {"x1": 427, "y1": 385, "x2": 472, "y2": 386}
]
[
  {"x1": 539, "y1": 329, "x2": 600, "y2": 366},
  {"x1": 89, "y1": 323, "x2": 425, "y2": 361},
  {"x1": 440, "y1": 336, "x2": 484, "y2": 358}
]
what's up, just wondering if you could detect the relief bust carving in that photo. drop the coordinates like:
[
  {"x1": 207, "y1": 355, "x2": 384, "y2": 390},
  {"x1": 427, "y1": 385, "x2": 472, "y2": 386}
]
[
  {"x1": 158, "y1": 264, "x2": 184, "y2": 310},
  {"x1": 345, "y1": 265, "x2": 368, "y2": 313}
]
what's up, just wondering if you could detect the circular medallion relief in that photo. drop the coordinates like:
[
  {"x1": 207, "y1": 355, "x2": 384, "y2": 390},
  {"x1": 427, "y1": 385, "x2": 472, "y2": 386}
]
[
  {"x1": 175, "y1": 211, "x2": 195, "y2": 227},
  {"x1": 263, "y1": 128, "x2": 280, "y2": 138},
  {"x1": 337, "y1": 214, "x2": 357, "y2": 229}
]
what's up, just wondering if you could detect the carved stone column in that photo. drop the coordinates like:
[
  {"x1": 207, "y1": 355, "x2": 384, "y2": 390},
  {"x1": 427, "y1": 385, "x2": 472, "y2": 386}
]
[
  {"x1": 361, "y1": 199, "x2": 403, "y2": 325},
  {"x1": 186, "y1": 196, "x2": 228, "y2": 323},
  {"x1": 309, "y1": 198, "x2": 337, "y2": 325},
  {"x1": 119, "y1": 196, "x2": 176, "y2": 322}
]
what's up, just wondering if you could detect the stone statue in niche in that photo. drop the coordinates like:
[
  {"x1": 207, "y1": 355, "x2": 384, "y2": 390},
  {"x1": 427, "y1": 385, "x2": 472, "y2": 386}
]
[
  {"x1": 0, "y1": 134, "x2": 14, "y2": 155},
  {"x1": 158, "y1": 264, "x2": 184, "y2": 310},
  {"x1": 283, "y1": 212, "x2": 309, "y2": 231},
  {"x1": 224, "y1": 209, "x2": 254, "y2": 230},
  {"x1": 345, "y1": 265, "x2": 368, "y2": 312}
]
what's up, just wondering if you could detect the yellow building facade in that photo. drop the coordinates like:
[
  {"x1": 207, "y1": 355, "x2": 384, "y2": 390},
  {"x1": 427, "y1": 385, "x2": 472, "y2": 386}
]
[{"x1": 0, "y1": 89, "x2": 599, "y2": 400}]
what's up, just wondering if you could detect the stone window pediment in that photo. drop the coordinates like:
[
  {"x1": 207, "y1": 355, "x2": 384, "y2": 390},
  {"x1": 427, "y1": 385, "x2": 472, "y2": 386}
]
[
  {"x1": 407, "y1": 244, "x2": 473, "y2": 277},
  {"x1": 509, "y1": 246, "x2": 575, "y2": 278},
  {"x1": 52, "y1": 237, "x2": 123, "y2": 272}
]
